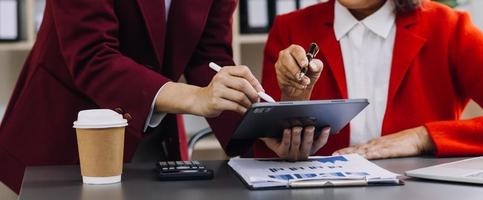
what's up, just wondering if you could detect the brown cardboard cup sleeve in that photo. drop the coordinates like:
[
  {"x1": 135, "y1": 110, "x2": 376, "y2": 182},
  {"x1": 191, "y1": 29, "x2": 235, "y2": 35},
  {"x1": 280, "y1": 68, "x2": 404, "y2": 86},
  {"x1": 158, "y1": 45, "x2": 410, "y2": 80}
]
[{"x1": 73, "y1": 109, "x2": 128, "y2": 184}]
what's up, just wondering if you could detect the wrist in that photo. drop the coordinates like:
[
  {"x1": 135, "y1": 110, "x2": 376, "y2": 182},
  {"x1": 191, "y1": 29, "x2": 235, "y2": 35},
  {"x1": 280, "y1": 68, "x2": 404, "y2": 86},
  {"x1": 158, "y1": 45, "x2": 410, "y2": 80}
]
[
  {"x1": 189, "y1": 86, "x2": 208, "y2": 116},
  {"x1": 155, "y1": 82, "x2": 202, "y2": 115},
  {"x1": 281, "y1": 87, "x2": 314, "y2": 101},
  {"x1": 414, "y1": 126, "x2": 435, "y2": 154}
]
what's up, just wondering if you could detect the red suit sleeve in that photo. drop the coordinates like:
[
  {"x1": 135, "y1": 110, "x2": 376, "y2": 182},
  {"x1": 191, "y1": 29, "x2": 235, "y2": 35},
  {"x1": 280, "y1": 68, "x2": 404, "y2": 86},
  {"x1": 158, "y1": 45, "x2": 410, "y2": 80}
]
[{"x1": 425, "y1": 12, "x2": 483, "y2": 156}]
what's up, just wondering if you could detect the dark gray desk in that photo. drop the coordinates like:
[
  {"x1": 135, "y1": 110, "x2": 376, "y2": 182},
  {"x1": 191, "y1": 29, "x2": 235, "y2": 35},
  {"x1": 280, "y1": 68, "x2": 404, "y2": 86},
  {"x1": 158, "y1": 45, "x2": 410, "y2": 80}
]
[{"x1": 19, "y1": 157, "x2": 482, "y2": 200}]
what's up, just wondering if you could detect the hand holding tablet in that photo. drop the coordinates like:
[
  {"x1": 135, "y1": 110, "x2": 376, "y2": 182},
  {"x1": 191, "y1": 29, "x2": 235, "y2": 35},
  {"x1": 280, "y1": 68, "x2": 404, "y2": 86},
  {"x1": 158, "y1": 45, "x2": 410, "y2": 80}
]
[
  {"x1": 260, "y1": 126, "x2": 332, "y2": 161},
  {"x1": 232, "y1": 99, "x2": 369, "y2": 161}
]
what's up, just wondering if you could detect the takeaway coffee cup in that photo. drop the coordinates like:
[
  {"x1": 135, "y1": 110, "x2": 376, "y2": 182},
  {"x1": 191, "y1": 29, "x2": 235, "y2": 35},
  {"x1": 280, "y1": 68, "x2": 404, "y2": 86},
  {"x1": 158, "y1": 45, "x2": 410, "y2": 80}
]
[{"x1": 73, "y1": 109, "x2": 128, "y2": 184}]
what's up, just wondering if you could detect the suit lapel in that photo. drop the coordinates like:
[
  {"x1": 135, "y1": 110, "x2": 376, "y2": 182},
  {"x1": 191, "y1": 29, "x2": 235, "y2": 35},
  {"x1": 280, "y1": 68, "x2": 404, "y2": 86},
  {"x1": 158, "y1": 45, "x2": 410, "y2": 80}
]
[
  {"x1": 318, "y1": 30, "x2": 348, "y2": 99},
  {"x1": 163, "y1": 0, "x2": 213, "y2": 79},
  {"x1": 312, "y1": 0, "x2": 427, "y2": 103},
  {"x1": 387, "y1": 11, "x2": 427, "y2": 104},
  {"x1": 136, "y1": 0, "x2": 167, "y2": 68},
  {"x1": 312, "y1": 0, "x2": 348, "y2": 98}
]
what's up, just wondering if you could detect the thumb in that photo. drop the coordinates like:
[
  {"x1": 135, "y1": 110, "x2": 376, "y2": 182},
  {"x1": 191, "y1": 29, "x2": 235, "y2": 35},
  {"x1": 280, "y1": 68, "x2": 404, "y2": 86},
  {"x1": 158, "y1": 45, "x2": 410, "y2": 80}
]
[
  {"x1": 259, "y1": 137, "x2": 276, "y2": 146},
  {"x1": 308, "y1": 59, "x2": 324, "y2": 74}
]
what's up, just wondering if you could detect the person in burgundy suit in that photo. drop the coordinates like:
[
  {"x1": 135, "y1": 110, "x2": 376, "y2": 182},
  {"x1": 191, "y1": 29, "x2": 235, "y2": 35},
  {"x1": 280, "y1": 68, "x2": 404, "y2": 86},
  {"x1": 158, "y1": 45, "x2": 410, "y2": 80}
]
[{"x1": 0, "y1": 0, "x2": 270, "y2": 193}]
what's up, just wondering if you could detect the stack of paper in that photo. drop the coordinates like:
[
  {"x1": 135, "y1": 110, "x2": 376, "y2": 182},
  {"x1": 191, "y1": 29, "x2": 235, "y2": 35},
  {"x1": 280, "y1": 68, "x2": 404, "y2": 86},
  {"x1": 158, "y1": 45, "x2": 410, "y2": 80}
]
[{"x1": 228, "y1": 154, "x2": 401, "y2": 189}]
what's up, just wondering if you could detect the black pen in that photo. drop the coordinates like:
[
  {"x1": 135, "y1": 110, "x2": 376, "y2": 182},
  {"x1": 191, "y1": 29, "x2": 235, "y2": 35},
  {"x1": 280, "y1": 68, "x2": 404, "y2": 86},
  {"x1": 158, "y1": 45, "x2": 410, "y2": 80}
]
[{"x1": 298, "y1": 43, "x2": 320, "y2": 80}]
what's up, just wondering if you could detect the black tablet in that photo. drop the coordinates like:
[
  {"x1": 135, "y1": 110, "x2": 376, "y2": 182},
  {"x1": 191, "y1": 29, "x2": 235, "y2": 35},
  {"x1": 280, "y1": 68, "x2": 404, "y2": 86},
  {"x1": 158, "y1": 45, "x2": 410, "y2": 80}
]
[{"x1": 232, "y1": 99, "x2": 369, "y2": 139}]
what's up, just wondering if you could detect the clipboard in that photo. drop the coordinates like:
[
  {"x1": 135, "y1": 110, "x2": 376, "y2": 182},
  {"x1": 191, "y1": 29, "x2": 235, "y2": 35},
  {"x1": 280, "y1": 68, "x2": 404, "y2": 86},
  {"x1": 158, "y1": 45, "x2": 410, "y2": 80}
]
[{"x1": 228, "y1": 155, "x2": 404, "y2": 190}]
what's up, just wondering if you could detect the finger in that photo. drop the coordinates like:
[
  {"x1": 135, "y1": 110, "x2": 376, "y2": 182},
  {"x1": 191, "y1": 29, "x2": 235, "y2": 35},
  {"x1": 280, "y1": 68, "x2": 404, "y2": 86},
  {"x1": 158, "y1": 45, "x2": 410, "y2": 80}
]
[
  {"x1": 312, "y1": 127, "x2": 330, "y2": 154},
  {"x1": 333, "y1": 146, "x2": 356, "y2": 155},
  {"x1": 278, "y1": 129, "x2": 291, "y2": 159},
  {"x1": 301, "y1": 76, "x2": 311, "y2": 86},
  {"x1": 368, "y1": 139, "x2": 379, "y2": 145},
  {"x1": 222, "y1": 75, "x2": 259, "y2": 103},
  {"x1": 354, "y1": 145, "x2": 370, "y2": 157},
  {"x1": 217, "y1": 98, "x2": 247, "y2": 114},
  {"x1": 371, "y1": 143, "x2": 409, "y2": 160},
  {"x1": 279, "y1": 74, "x2": 308, "y2": 89},
  {"x1": 360, "y1": 138, "x2": 392, "y2": 160},
  {"x1": 259, "y1": 138, "x2": 279, "y2": 152},
  {"x1": 300, "y1": 126, "x2": 315, "y2": 160},
  {"x1": 308, "y1": 59, "x2": 324, "y2": 74},
  {"x1": 288, "y1": 127, "x2": 303, "y2": 161},
  {"x1": 288, "y1": 45, "x2": 308, "y2": 68},
  {"x1": 224, "y1": 66, "x2": 264, "y2": 93},
  {"x1": 278, "y1": 50, "x2": 304, "y2": 81},
  {"x1": 219, "y1": 86, "x2": 252, "y2": 108},
  {"x1": 364, "y1": 147, "x2": 384, "y2": 160},
  {"x1": 276, "y1": 57, "x2": 308, "y2": 89},
  {"x1": 367, "y1": 145, "x2": 393, "y2": 160},
  {"x1": 332, "y1": 150, "x2": 341, "y2": 156}
]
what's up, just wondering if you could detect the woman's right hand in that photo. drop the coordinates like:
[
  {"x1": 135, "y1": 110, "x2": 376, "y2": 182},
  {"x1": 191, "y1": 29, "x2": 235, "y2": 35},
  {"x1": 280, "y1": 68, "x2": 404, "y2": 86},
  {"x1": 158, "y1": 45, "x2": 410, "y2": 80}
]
[
  {"x1": 275, "y1": 45, "x2": 324, "y2": 100},
  {"x1": 260, "y1": 127, "x2": 331, "y2": 161},
  {"x1": 195, "y1": 65, "x2": 264, "y2": 118}
]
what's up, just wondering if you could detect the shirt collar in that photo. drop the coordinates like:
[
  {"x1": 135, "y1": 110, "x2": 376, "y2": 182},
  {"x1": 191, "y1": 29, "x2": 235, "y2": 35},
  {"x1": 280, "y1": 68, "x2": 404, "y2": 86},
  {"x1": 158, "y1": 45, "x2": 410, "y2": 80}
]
[{"x1": 334, "y1": 0, "x2": 396, "y2": 41}]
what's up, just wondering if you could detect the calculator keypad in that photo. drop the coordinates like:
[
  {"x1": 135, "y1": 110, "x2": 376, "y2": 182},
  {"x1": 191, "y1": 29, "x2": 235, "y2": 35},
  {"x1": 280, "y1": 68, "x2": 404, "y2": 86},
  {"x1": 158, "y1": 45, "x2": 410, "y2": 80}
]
[
  {"x1": 156, "y1": 160, "x2": 214, "y2": 181},
  {"x1": 158, "y1": 160, "x2": 206, "y2": 171}
]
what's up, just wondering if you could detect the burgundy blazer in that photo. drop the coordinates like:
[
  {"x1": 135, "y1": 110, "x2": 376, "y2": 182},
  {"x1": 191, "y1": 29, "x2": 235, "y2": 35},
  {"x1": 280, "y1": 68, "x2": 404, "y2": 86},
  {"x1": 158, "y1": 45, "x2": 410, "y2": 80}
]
[{"x1": 0, "y1": 0, "x2": 236, "y2": 193}]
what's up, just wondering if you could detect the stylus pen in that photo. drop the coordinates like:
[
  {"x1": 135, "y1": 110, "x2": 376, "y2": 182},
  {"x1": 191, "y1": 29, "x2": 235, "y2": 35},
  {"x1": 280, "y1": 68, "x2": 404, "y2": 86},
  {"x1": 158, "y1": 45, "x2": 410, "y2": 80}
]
[
  {"x1": 298, "y1": 43, "x2": 320, "y2": 80},
  {"x1": 208, "y1": 62, "x2": 276, "y2": 103}
]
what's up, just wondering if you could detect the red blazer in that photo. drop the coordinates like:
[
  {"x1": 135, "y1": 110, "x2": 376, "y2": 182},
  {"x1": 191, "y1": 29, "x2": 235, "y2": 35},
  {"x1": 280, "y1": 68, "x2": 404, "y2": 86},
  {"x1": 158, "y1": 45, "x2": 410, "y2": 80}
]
[
  {"x1": 0, "y1": 0, "x2": 236, "y2": 193},
  {"x1": 259, "y1": 0, "x2": 483, "y2": 157}
]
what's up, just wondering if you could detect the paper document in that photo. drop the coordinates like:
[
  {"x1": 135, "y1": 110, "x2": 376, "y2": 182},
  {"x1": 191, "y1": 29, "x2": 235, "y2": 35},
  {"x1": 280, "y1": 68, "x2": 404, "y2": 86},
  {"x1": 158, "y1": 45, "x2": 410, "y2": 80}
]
[{"x1": 229, "y1": 154, "x2": 401, "y2": 189}]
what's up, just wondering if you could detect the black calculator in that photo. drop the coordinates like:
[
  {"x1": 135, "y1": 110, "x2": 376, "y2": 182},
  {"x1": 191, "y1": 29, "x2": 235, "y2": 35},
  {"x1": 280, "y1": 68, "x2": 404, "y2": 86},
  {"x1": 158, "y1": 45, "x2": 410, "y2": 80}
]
[{"x1": 156, "y1": 160, "x2": 214, "y2": 181}]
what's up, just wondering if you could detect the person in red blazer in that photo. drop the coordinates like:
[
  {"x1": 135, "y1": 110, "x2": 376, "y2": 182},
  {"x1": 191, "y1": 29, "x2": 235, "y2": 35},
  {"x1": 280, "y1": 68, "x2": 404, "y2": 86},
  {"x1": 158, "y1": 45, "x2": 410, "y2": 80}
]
[
  {"x1": 0, "y1": 0, "x2": 268, "y2": 193},
  {"x1": 257, "y1": 0, "x2": 483, "y2": 160}
]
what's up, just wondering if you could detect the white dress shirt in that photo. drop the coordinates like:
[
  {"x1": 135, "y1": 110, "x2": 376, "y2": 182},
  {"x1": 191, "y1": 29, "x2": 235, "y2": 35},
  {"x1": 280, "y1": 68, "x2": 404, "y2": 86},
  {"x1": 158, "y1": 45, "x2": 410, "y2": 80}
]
[
  {"x1": 334, "y1": 0, "x2": 396, "y2": 145},
  {"x1": 144, "y1": 0, "x2": 173, "y2": 131}
]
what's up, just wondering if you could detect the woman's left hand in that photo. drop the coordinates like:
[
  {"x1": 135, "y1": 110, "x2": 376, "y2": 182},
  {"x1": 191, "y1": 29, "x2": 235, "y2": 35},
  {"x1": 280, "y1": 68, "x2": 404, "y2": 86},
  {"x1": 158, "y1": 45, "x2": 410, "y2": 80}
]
[{"x1": 333, "y1": 126, "x2": 435, "y2": 160}]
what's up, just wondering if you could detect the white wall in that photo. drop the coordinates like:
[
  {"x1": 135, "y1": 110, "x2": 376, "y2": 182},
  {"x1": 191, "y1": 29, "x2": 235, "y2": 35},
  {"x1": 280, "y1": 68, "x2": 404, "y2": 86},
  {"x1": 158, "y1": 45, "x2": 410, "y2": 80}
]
[
  {"x1": 458, "y1": 0, "x2": 483, "y2": 28},
  {"x1": 0, "y1": 50, "x2": 26, "y2": 121}
]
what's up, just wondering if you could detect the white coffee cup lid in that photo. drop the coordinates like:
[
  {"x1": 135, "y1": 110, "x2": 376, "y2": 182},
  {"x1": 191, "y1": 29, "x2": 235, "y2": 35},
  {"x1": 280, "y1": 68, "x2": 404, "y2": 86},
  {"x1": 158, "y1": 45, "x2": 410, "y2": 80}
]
[{"x1": 73, "y1": 109, "x2": 128, "y2": 129}]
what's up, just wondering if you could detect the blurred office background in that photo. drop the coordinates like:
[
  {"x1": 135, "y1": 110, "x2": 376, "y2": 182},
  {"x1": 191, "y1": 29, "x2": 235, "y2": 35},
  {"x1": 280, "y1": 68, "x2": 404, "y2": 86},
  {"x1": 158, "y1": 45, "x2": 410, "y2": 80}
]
[
  {"x1": 1, "y1": 0, "x2": 483, "y2": 160},
  {"x1": 0, "y1": 0, "x2": 482, "y2": 198}
]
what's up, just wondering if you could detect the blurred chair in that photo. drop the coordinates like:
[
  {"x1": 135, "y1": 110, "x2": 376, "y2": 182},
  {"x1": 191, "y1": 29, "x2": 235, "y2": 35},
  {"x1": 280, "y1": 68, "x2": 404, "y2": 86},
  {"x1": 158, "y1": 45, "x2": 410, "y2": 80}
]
[
  {"x1": 187, "y1": 127, "x2": 213, "y2": 159},
  {"x1": 0, "y1": 181, "x2": 16, "y2": 200}
]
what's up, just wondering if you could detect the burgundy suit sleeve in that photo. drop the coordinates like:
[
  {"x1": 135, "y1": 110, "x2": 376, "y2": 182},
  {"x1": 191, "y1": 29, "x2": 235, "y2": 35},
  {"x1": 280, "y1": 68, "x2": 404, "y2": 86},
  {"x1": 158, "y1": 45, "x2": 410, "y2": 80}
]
[
  {"x1": 184, "y1": 0, "x2": 237, "y2": 86},
  {"x1": 425, "y1": 12, "x2": 483, "y2": 156},
  {"x1": 50, "y1": 0, "x2": 170, "y2": 137},
  {"x1": 183, "y1": 0, "x2": 254, "y2": 157}
]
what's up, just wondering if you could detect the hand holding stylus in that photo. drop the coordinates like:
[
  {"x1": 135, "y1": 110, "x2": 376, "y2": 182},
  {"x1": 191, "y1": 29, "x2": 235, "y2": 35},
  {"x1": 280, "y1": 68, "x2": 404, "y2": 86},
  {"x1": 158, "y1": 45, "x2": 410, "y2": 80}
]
[
  {"x1": 209, "y1": 62, "x2": 275, "y2": 103},
  {"x1": 154, "y1": 63, "x2": 271, "y2": 118},
  {"x1": 274, "y1": 44, "x2": 324, "y2": 101},
  {"x1": 191, "y1": 63, "x2": 267, "y2": 117}
]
